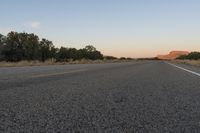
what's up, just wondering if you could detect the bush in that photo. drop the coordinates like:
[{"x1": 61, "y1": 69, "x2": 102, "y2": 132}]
[
  {"x1": 177, "y1": 52, "x2": 200, "y2": 60},
  {"x1": 104, "y1": 56, "x2": 118, "y2": 60}
]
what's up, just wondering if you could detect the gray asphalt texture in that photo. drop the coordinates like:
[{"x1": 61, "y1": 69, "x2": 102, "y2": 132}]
[{"x1": 0, "y1": 61, "x2": 200, "y2": 133}]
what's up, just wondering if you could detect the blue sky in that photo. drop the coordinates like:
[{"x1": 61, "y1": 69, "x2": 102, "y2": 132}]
[{"x1": 0, "y1": 0, "x2": 200, "y2": 57}]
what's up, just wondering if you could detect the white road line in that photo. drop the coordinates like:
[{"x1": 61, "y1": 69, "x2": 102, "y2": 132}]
[{"x1": 166, "y1": 62, "x2": 200, "y2": 77}]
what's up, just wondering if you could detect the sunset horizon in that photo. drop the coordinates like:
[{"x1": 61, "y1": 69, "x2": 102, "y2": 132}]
[{"x1": 1, "y1": 0, "x2": 200, "y2": 58}]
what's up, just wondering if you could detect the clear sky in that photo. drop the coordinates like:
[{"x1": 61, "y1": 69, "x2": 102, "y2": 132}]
[{"x1": 0, "y1": 0, "x2": 200, "y2": 57}]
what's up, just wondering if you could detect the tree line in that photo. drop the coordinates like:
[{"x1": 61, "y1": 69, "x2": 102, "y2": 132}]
[
  {"x1": 177, "y1": 52, "x2": 200, "y2": 60},
  {"x1": 0, "y1": 32, "x2": 104, "y2": 62}
]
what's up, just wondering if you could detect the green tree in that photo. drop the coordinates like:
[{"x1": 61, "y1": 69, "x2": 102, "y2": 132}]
[
  {"x1": 85, "y1": 45, "x2": 96, "y2": 52},
  {"x1": 39, "y1": 38, "x2": 54, "y2": 62},
  {"x1": 0, "y1": 34, "x2": 5, "y2": 61},
  {"x1": 1, "y1": 32, "x2": 41, "y2": 61},
  {"x1": 68, "y1": 48, "x2": 78, "y2": 60},
  {"x1": 0, "y1": 34, "x2": 3, "y2": 44},
  {"x1": 50, "y1": 47, "x2": 58, "y2": 61},
  {"x1": 21, "y1": 33, "x2": 40, "y2": 60},
  {"x1": 56, "y1": 47, "x2": 70, "y2": 61},
  {"x1": 82, "y1": 45, "x2": 103, "y2": 60},
  {"x1": 2, "y1": 32, "x2": 25, "y2": 61}
]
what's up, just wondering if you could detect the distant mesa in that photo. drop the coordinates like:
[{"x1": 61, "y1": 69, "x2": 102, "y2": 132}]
[{"x1": 157, "y1": 51, "x2": 189, "y2": 60}]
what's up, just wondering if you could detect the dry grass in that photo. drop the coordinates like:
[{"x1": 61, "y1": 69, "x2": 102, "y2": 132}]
[
  {"x1": 171, "y1": 60, "x2": 200, "y2": 67},
  {"x1": 0, "y1": 59, "x2": 135, "y2": 67},
  {"x1": 0, "y1": 60, "x2": 58, "y2": 67}
]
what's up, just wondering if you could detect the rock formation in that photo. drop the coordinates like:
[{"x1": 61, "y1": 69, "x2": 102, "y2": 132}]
[{"x1": 157, "y1": 51, "x2": 189, "y2": 60}]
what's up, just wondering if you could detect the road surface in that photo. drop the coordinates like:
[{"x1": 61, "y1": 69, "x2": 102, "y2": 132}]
[{"x1": 0, "y1": 61, "x2": 200, "y2": 132}]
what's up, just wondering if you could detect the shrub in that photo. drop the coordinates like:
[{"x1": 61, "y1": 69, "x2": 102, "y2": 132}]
[{"x1": 177, "y1": 52, "x2": 200, "y2": 60}]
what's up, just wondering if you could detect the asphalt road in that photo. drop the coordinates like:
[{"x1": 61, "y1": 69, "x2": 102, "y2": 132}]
[{"x1": 0, "y1": 61, "x2": 200, "y2": 132}]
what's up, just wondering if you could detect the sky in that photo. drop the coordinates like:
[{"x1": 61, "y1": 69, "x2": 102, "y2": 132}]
[{"x1": 0, "y1": 0, "x2": 200, "y2": 58}]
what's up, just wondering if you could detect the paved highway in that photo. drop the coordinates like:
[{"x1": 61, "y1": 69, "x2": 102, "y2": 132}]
[{"x1": 0, "y1": 61, "x2": 200, "y2": 132}]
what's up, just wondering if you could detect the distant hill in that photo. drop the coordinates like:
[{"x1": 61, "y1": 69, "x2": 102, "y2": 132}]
[{"x1": 157, "y1": 51, "x2": 189, "y2": 60}]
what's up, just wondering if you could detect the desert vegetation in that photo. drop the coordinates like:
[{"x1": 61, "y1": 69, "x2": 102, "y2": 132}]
[
  {"x1": 0, "y1": 32, "x2": 105, "y2": 62},
  {"x1": 177, "y1": 52, "x2": 200, "y2": 60},
  {"x1": 0, "y1": 31, "x2": 135, "y2": 66},
  {"x1": 172, "y1": 60, "x2": 200, "y2": 67},
  {"x1": 173, "y1": 52, "x2": 200, "y2": 67}
]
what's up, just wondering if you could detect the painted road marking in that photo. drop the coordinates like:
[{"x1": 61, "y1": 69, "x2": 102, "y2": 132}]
[
  {"x1": 166, "y1": 62, "x2": 200, "y2": 77},
  {"x1": 31, "y1": 69, "x2": 87, "y2": 78}
]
